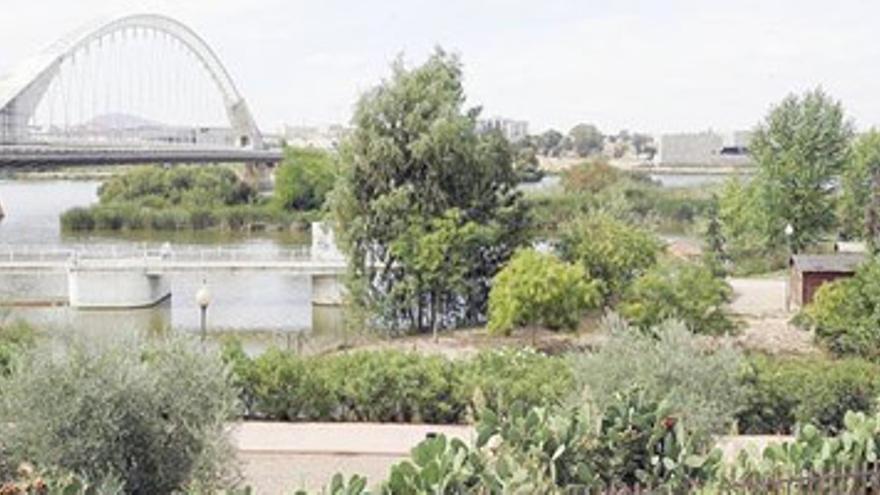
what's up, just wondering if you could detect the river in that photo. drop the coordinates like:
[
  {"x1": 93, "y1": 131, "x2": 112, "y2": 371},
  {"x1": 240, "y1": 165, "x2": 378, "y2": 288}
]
[
  {"x1": 517, "y1": 172, "x2": 732, "y2": 194},
  {"x1": 0, "y1": 179, "x2": 344, "y2": 354}
]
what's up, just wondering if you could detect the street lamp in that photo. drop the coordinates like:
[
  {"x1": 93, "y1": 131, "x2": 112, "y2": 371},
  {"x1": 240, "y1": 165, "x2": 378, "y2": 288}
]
[
  {"x1": 195, "y1": 279, "x2": 212, "y2": 341},
  {"x1": 784, "y1": 223, "x2": 794, "y2": 313}
]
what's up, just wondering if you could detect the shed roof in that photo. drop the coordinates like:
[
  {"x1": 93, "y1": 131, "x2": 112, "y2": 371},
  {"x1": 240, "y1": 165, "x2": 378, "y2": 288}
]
[{"x1": 790, "y1": 253, "x2": 866, "y2": 273}]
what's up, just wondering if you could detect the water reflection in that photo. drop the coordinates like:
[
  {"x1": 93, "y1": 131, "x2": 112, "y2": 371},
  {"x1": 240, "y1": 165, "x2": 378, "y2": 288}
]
[{"x1": 0, "y1": 179, "x2": 345, "y2": 353}]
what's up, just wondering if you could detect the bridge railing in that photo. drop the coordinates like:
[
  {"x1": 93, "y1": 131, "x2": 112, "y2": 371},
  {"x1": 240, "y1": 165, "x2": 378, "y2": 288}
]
[{"x1": 0, "y1": 244, "x2": 312, "y2": 264}]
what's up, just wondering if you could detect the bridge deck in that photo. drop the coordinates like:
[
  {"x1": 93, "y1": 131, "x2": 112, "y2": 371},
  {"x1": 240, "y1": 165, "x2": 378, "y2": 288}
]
[
  {"x1": 0, "y1": 145, "x2": 282, "y2": 167},
  {"x1": 0, "y1": 245, "x2": 346, "y2": 274}
]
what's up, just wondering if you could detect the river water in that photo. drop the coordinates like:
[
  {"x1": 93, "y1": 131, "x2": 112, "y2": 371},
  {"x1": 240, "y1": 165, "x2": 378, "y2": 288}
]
[{"x1": 0, "y1": 179, "x2": 344, "y2": 354}]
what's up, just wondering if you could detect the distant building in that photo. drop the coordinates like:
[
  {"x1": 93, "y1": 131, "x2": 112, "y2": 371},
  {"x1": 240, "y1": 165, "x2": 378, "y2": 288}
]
[
  {"x1": 282, "y1": 124, "x2": 349, "y2": 150},
  {"x1": 478, "y1": 117, "x2": 529, "y2": 143},
  {"x1": 654, "y1": 130, "x2": 752, "y2": 167}
]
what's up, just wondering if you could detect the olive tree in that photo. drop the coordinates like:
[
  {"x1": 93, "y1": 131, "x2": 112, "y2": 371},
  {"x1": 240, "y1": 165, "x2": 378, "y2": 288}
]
[{"x1": 0, "y1": 339, "x2": 240, "y2": 494}]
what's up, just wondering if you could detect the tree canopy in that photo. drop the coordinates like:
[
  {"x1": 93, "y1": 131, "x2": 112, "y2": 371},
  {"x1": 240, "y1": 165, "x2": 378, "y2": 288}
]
[
  {"x1": 568, "y1": 123, "x2": 604, "y2": 157},
  {"x1": 750, "y1": 88, "x2": 853, "y2": 252},
  {"x1": 332, "y1": 49, "x2": 530, "y2": 334}
]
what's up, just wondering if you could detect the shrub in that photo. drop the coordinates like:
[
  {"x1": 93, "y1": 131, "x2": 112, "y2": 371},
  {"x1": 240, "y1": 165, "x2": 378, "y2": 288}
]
[
  {"x1": 223, "y1": 344, "x2": 573, "y2": 424},
  {"x1": 462, "y1": 348, "x2": 573, "y2": 415},
  {"x1": 737, "y1": 355, "x2": 880, "y2": 435},
  {"x1": 487, "y1": 249, "x2": 601, "y2": 335},
  {"x1": 0, "y1": 339, "x2": 240, "y2": 494},
  {"x1": 561, "y1": 159, "x2": 626, "y2": 194},
  {"x1": 619, "y1": 260, "x2": 736, "y2": 335},
  {"x1": 570, "y1": 316, "x2": 745, "y2": 440},
  {"x1": 0, "y1": 319, "x2": 35, "y2": 376},
  {"x1": 324, "y1": 350, "x2": 465, "y2": 423},
  {"x1": 800, "y1": 257, "x2": 880, "y2": 358},
  {"x1": 59, "y1": 207, "x2": 95, "y2": 231},
  {"x1": 558, "y1": 213, "x2": 662, "y2": 301}
]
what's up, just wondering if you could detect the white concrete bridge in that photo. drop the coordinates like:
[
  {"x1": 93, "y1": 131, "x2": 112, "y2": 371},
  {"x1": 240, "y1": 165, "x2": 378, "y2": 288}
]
[{"x1": 0, "y1": 231, "x2": 347, "y2": 309}]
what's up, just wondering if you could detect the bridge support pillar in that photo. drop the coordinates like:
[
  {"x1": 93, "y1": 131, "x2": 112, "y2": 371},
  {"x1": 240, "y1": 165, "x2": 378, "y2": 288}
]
[
  {"x1": 68, "y1": 268, "x2": 171, "y2": 309},
  {"x1": 311, "y1": 273, "x2": 345, "y2": 306}
]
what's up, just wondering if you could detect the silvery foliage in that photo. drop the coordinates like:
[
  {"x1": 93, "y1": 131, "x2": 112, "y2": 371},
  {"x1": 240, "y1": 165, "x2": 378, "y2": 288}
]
[
  {"x1": 0, "y1": 338, "x2": 241, "y2": 494},
  {"x1": 570, "y1": 314, "x2": 745, "y2": 441}
]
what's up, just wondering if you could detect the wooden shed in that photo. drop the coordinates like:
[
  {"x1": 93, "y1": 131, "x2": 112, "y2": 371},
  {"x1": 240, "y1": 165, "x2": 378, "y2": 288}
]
[{"x1": 789, "y1": 254, "x2": 865, "y2": 309}]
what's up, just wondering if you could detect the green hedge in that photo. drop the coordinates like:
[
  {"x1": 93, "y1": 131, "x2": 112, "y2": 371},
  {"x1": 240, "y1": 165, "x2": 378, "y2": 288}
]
[
  {"x1": 61, "y1": 204, "x2": 318, "y2": 232},
  {"x1": 737, "y1": 355, "x2": 880, "y2": 435},
  {"x1": 223, "y1": 344, "x2": 573, "y2": 424}
]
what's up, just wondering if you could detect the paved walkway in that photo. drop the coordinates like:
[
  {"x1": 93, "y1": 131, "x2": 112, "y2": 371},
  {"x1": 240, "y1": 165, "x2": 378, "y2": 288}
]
[
  {"x1": 232, "y1": 422, "x2": 473, "y2": 494},
  {"x1": 232, "y1": 422, "x2": 793, "y2": 494}
]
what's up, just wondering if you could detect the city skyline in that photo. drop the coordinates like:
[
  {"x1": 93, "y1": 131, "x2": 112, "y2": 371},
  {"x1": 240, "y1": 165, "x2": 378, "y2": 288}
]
[{"x1": 2, "y1": 0, "x2": 880, "y2": 134}]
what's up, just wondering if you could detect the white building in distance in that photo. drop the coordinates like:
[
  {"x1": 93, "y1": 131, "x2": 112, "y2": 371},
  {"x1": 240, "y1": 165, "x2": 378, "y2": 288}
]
[
  {"x1": 282, "y1": 124, "x2": 349, "y2": 150},
  {"x1": 655, "y1": 130, "x2": 752, "y2": 167},
  {"x1": 478, "y1": 117, "x2": 529, "y2": 143}
]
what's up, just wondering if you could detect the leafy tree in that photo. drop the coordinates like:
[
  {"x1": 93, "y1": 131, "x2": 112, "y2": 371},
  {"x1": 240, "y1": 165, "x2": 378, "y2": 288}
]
[
  {"x1": 718, "y1": 176, "x2": 771, "y2": 260},
  {"x1": 487, "y1": 249, "x2": 601, "y2": 335},
  {"x1": 750, "y1": 88, "x2": 853, "y2": 252},
  {"x1": 703, "y1": 194, "x2": 728, "y2": 272},
  {"x1": 538, "y1": 129, "x2": 564, "y2": 156},
  {"x1": 273, "y1": 146, "x2": 337, "y2": 210},
  {"x1": 619, "y1": 260, "x2": 736, "y2": 335},
  {"x1": 389, "y1": 210, "x2": 482, "y2": 339},
  {"x1": 98, "y1": 166, "x2": 255, "y2": 208},
  {"x1": 331, "y1": 49, "x2": 530, "y2": 333},
  {"x1": 558, "y1": 213, "x2": 662, "y2": 301},
  {"x1": 561, "y1": 159, "x2": 624, "y2": 194},
  {"x1": 568, "y1": 123, "x2": 604, "y2": 157},
  {"x1": 800, "y1": 257, "x2": 880, "y2": 359},
  {"x1": 839, "y1": 130, "x2": 880, "y2": 243}
]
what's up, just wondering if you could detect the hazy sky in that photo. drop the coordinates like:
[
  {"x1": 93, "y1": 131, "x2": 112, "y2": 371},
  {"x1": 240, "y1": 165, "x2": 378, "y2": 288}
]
[{"x1": 2, "y1": 0, "x2": 879, "y2": 134}]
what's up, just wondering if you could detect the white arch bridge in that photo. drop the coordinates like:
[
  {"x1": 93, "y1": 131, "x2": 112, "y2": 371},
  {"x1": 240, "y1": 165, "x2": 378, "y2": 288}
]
[{"x1": 0, "y1": 14, "x2": 281, "y2": 167}]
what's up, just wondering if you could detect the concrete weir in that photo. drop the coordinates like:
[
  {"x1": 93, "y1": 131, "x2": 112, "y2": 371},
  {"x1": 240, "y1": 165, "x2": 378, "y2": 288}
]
[{"x1": 68, "y1": 267, "x2": 171, "y2": 309}]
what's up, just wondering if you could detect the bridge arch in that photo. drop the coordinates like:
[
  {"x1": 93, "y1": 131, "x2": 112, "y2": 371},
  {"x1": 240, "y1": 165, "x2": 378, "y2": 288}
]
[{"x1": 0, "y1": 14, "x2": 261, "y2": 148}]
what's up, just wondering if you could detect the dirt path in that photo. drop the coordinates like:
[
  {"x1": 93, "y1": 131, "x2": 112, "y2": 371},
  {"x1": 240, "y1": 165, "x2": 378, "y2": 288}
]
[{"x1": 728, "y1": 277, "x2": 817, "y2": 355}]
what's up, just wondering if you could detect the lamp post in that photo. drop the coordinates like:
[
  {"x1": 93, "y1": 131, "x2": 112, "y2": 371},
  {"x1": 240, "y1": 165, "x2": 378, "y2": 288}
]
[
  {"x1": 784, "y1": 223, "x2": 795, "y2": 253},
  {"x1": 195, "y1": 279, "x2": 212, "y2": 341},
  {"x1": 784, "y1": 223, "x2": 794, "y2": 313}
]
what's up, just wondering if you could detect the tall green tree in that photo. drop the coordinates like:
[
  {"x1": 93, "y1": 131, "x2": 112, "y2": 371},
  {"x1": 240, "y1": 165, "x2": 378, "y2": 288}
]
[
  {"x1": 568, "y1": 123, "x2": 604, "y2": 157},
  {"x1": 331, "y1": 49, "x2": 530, "y2": 334},
  {"x1": 750, "y1": 88, "x2": 853, "y2": 252},
  {"x1": 538, "y1": 129, "x2": 564, "y2": 156},
  {"x1": 839, "y1": 130, "x2": 880, "y2": 244}
]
